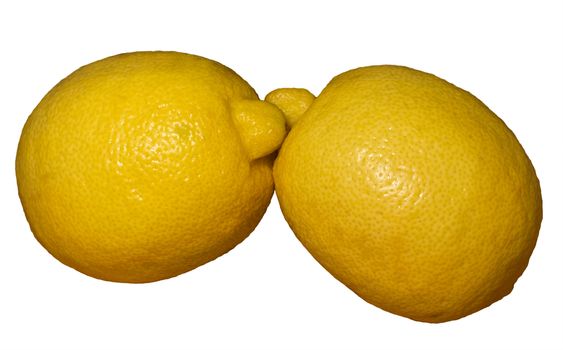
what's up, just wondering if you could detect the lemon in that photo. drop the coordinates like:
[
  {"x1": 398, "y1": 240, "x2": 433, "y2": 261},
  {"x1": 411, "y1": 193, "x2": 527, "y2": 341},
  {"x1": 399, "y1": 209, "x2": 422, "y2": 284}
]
[
  {"x1": 272, "y1": 65, "x2": 542, "y2": 322},
  {"x1": 16, "y1": 51, "x2": 286, "y2": 283}
]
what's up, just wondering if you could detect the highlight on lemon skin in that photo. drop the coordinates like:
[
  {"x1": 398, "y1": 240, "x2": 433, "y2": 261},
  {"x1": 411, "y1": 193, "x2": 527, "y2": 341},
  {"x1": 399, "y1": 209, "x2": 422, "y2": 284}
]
[
  {"x1": 273, "y1": 65, "x2": 542, "y2": 323},
  {"x1": 15, "y1": 51, "x2": 285, "y2": 283}
]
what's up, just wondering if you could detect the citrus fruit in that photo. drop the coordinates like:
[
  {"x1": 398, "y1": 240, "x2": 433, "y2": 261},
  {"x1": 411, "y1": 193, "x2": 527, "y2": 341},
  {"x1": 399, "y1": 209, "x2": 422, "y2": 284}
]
[
  {"x1": 272, "y1": 65, "x2": 542, "y2": 322},
  {"x1": 16, "y1": 51, "x2": 286, "y2": 283}
]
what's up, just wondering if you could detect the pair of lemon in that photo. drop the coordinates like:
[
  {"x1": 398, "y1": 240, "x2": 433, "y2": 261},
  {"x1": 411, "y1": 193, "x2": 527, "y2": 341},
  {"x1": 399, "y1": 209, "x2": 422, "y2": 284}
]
[{"x1": 16, "y1": 52, "x2": 542, "y2": 323}]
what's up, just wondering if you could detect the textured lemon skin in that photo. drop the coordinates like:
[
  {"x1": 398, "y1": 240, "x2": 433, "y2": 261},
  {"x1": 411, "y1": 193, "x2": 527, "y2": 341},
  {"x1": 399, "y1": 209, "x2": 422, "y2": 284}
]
[
  {"x1": 231, "y1": 99, "x2": 287, "y2": 159},
  {"x1": 274, "y1": 65, "x2": 542, "y2": 323},
  {"x1": 265, "y1": 88, "x2": 315, "y2": 128},
  {"x1": 16, "y1": 51, "x2": 283, "y2": 283}
]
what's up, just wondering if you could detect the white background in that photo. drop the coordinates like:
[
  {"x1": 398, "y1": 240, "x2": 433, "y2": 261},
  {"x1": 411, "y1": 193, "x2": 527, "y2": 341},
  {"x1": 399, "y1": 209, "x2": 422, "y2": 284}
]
[{"x1": 1, "y1": 1, "x2": 562, "y2": 349}]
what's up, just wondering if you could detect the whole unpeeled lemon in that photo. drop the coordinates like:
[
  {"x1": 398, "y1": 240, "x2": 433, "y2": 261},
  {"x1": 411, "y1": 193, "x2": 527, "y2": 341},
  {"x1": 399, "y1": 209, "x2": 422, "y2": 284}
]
[
  {"x1": 272, "y1": 66, "x2": 542, "y2": 322},
  {"x1": 16, "y1": 51, "x2": 286, "y2": 283}
]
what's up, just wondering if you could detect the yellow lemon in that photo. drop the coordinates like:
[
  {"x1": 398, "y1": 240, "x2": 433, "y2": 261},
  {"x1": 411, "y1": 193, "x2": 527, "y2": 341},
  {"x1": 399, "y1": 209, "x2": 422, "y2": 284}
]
[
  {"x1": 272, "y1": 66, "x2": 542, "y2": 322},
  {"x1": 16, "y1": 51, "x2": 286, "y2": 283}
]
